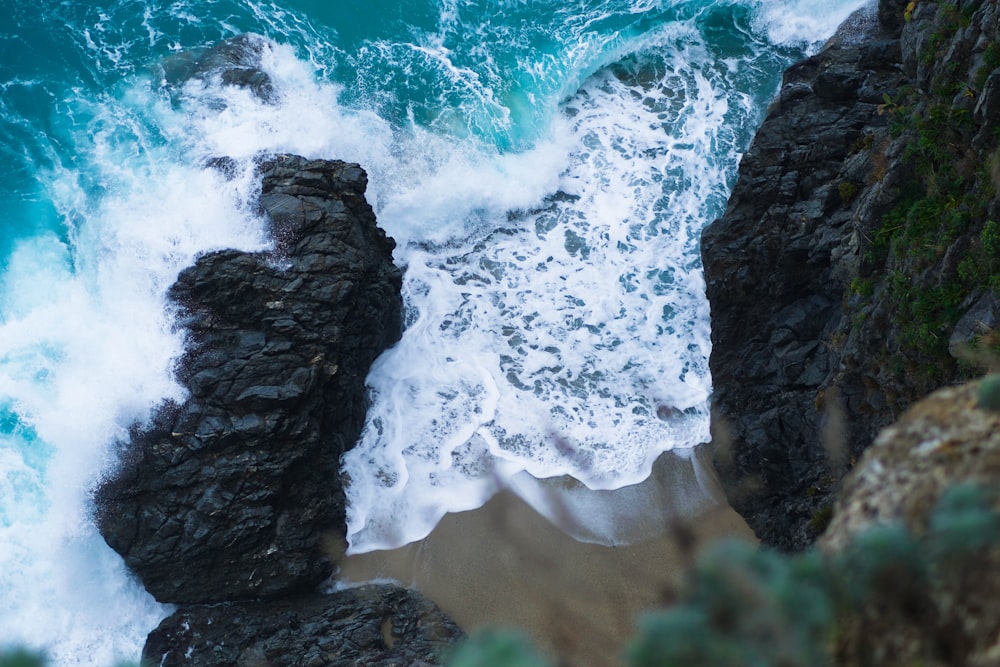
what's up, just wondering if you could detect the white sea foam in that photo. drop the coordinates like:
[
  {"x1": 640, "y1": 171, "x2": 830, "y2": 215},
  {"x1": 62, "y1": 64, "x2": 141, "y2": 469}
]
[
  {"x1": 753, "y1": 0, "x2": 873, "y2": 48},
  {"x1": 0, "y1": 21, "x2": 416, "y2": 662},
  {"x1": 0, "y1": 56, "x2": 276, "y2": 667},
  {"x1": 339, "y1": 0, "x2": 874, "y2": 553},
  {"x1": 342, "y1": 19, "x2": 754, "y2": 552}
]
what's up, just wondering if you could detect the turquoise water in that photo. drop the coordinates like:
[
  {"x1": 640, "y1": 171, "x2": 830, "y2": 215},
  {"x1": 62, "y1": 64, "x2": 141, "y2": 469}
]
[{"x1": 0, "y1": 0, "x2": 869, "y2": 663}]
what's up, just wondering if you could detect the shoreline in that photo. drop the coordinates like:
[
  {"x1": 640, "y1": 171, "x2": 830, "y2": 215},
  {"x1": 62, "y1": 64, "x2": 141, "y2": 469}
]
[{"x1": 338, "y1": 443, "x2": 755, "y2": 666}]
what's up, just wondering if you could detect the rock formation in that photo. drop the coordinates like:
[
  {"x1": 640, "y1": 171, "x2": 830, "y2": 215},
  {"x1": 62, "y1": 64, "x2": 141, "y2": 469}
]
[
  {"x1": 155, "y1": 33, "x2": 279, "y2": 103},
  {"x1": 95, "y1": 152, "x2": 462, "y2": 662},
  {"x1": 823, "y1": 377, "x2": 1000, "y2": 548},
  {"x1": 820, "y1": 377, "x2": 1000, "y2": 666},
  {"x1": 93, "y1": 37, "x2": 463, "y2": 664},
  {"x1": 143, "y1": 585, "x2": 464, "y2": 667},
  {"x1": 703, "y1": 0, "x2": 1000, "y2": 550},
  {"x1": 96, "y1": 155, "x2": 403, "y2": 604}
]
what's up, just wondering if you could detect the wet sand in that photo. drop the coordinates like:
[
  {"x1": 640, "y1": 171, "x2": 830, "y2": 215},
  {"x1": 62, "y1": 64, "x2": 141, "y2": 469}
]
[{"x1": 338, "y1": 444, "x2": 756, "y2": 666}]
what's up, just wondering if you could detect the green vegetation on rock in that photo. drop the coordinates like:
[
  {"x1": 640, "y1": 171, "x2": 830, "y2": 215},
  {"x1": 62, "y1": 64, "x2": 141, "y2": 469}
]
[
  {"x1": 861, "y1": 3, "x2": 999, "y2": 383},
  {"x1": 978, "y1": 373, "x2": 1000, "y2": 411}
]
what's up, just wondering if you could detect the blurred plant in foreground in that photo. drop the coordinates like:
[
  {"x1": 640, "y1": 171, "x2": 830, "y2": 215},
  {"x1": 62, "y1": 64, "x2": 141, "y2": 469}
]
[
  {"x1": 3, "y1": 486, "x2": 996, "y2": 667},
  {"x1": 448, "y1": 483, "x2": 1000, "y2": 667}
]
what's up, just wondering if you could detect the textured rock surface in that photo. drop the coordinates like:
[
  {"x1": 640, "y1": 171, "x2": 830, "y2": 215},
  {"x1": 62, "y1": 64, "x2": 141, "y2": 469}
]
[
  {"x1": 703, "y1": 0, "x2": 1000, "y2": 550},
  {"x1": 821, "y1": 378, "x2": 1000, "y2": 666},
  {"x1": 822, "y1": 378, "x2": 1000, "y2": 548},
  {"x1": 96, "y1": 38, "x2": 463, "y2": 664},
  {"x1": 702, "y1": 4, "x2": 905, "y2": 550},
  {"x1": 96, "y1": 155, "x2": 403, "y2": 604},
  {"x1": 143, "y1": 585, "x2": 464, "y2": 667}
]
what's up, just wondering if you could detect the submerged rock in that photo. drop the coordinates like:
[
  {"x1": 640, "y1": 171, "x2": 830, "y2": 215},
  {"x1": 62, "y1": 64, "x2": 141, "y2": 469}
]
[
  {"x1": 95, "y1": 155, "x2": 403, "y2": 604},
  {"x1": 143, "y1": 585, "x2": 464, "y2": 667},
  {"x1": 155, "y1": 33, "x2": 278, "y2": 103}
]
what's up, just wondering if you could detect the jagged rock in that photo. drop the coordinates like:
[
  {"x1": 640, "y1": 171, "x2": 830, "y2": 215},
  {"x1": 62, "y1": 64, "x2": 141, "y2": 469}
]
[
  {"x1": 821, "y1": 378, "x2": 1000, "y2": 666},
  {"x1": 703, "y1": 0, "x2": 1000, "y2": 550},
  {"x1": 95, "y1": 156, "x2": 403, "y2": 604},
  {"x1": 702, "y1": 3, "x2": 905, "y2": 551},
  {"x1": 143, "y1": 585, "x2": 464, "y2": 667}
]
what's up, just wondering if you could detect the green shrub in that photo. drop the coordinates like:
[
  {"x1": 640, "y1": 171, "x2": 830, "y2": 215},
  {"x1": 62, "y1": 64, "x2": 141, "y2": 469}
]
[
  {"x1": 447, "y1": 630, "x2": 552, "y2": 667},
  {"x1": 837, "y1": 181, "x2": 859, "y2": 204},
  {"x1": 0, "y1": 651, "x2": 45, "y2": 667}
]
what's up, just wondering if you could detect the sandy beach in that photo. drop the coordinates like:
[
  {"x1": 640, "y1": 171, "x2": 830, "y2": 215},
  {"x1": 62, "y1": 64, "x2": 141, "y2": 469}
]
[{"x1": 338, "y1": 444, "x2": 756, "y2": 666}]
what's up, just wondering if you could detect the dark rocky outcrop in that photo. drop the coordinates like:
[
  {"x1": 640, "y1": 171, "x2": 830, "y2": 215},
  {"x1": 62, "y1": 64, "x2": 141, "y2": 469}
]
[
  {"x1": 702, "y1": 4, "x2": 906, "y2": 550},
  {"x1": 94, "y1": 152, "x2": 466, "y2": 663},
  {"x1": 97, "y1": 35, "x2": 465, "y2": 662},
  {"x1": 96, "y1": 156, "x2": 403, "y2": 604},
  {"x1": 143, "y1": 585, "x2": 464, "y2": 667},
  {"x1": 704, "y1": 0, "x2": 1000, "y2": 550}
]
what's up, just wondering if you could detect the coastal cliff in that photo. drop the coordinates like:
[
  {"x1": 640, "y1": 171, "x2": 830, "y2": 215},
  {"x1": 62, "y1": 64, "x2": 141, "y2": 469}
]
[{"x1": 703, "y1": 0, "x2": 1000, "y2": 551}]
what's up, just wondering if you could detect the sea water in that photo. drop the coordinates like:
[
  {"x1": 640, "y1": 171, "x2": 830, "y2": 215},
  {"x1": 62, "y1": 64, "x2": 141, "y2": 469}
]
[{"x1": 0, "y1": 0, "x2": 870, "y2": 663}]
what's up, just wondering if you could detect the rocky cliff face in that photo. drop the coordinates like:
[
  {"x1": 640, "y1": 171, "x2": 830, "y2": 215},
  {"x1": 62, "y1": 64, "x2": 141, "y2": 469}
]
[{"x1": 703, "y1": 0, "x2": 1000, "y2": 550}]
